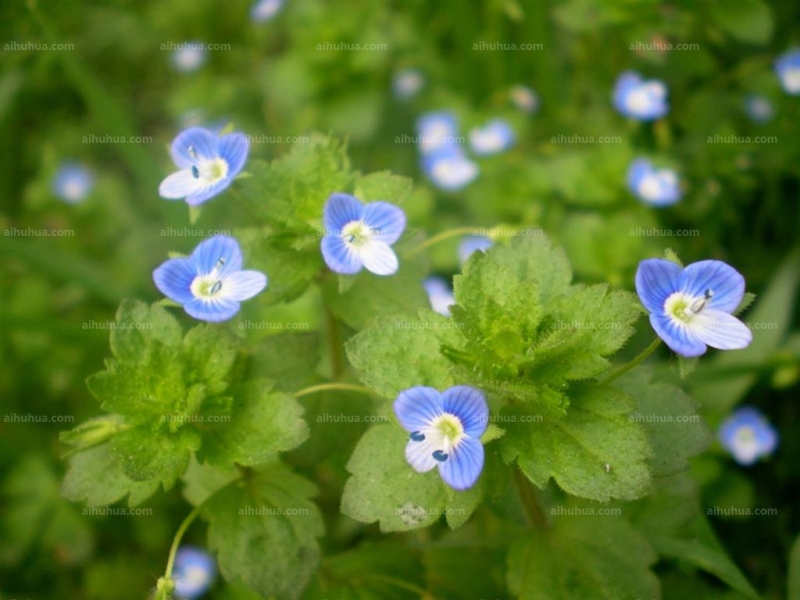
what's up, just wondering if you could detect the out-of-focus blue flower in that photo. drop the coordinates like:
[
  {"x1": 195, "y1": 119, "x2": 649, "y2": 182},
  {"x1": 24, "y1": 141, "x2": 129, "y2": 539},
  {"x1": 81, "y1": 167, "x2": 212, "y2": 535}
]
[
  {"x1": 719, "y1": 406, "x2": 778, "y2": 466},
  {"x1": 416, "y1": 111, "x2": 459, "y2": 155},
  {"x1": 613, "y1": 71, "x2": 668, "y2": 121},
  {"x1": 173, "y1": 546, "x2": 216, "y2": 599},
  {"x1": 458, "y1": 235, "x2": 493, "y2": 264},
  {"x1": 469, "y1": 119, "x2": 515, "y2": 156},
  {"x1": 171, "y1": 41, "x2": 207, "y2": 73},
  {"x1": 321, "y1": 193, "x2": 406, "y2": 276},
  {"x1": 394, "y1": 386, "x2": 488, "y2": 491},
  {"x1": 421, "y1": 146, "x2": 478, "y2": 191},
  {"x1": 744, "y1": 94, "x2": 775, "y2": 123},
  {"x1": 153, "y1": 235, "x2": 267, "y2": 322},
  {"x1": 635, "y1": 259, "x2": 752, "y2": 357},
  {"x1": 509, "y1": 85, "x2": 538, "y2": 113},
  {"x1": 627, "y1": 158, "x2": 681, "y2": 207},
  {"x1": 52, "y1": 162, "x2": 94, "y2": 204},
  {"x1": 774, "y1": 48, "x2": 800, "y2": 95},
  {"x1": 423, "y1": 276, "x2": 455, "y2": 316},
  {"x1": 251, "y1": 0, "x2": 285, "y2": 23},
  {"x1": 159, "y1": 127, "x2": 249, "y2": 206},
  {"x1": 393, "y1": 68, "x2": 424, "y2": 100}
]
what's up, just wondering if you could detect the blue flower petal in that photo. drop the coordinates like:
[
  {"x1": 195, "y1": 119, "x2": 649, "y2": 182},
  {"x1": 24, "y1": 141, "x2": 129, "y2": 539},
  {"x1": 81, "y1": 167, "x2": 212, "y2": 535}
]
[
  {"x1": 635, "y1": 259, "x2": 682, "y2": 314},
  {"x1": 689, "y1": 310, "x2": 752, "y2": 351},
  {"x1": 217, "y1": 132, "x2": 249, "y2": 177},
  {"x1": 184, "y1": 297, "x2": 241, "y2": 322},
  {"x1": 441, "y1": 386, "x2": 488, "y2": 438},
  {"x1": 323, "y1": 193, "x2": 364, "y2": 233},
  {"x1": 650, "y1": 314, "x2": 706, "y2": 357},
  {"x1": 321, "y1": 235, "x2": 363, "y2": 274},
  {"x1": 359, "y1": 241, "x2": 399, "y2": 276},
  {"x1": 627, "y1": 158, "x2": 651, "y2": 190},
  {"x1": 174, "y1": 546, "x2": 216, "y2": 599},
  {"x1": 404, "y1": 436, "x2": 440, "y2": 474},
  {"x1": 170, "y1": 127, "x2": 219, "y2": 167},
  {"x1": 218, "y1": 270, "x2": 268, "y2": 302},
  {"x1": 679, "y1": 260, "x2": 745, "y2": 314},
  {"x1": 190, "y1": 235, "x2": 243, "y2": 276},
  {"x1": 153, "y1": 257, "x2": 197, "y2": 304},
  {"x1": 185, "y1": 179, "x2": 234, "y2": 206},
  {"x1": 362, "y1": 201, "x2": 406, "y2": 245},
  {"x1": 438, "y1": 436, "x2": 484, "y2": 491},
  {"x1": 394, "y1": 386, "x2": 444, "y2": 432}
]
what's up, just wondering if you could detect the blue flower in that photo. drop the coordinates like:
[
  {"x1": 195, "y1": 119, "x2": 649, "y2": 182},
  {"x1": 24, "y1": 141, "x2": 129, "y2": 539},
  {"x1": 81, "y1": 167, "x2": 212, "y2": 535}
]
[
  {"x1": 153, "y1": 235, "x2": 267, "y2": 322},
  {"x1": 394, "y1": 386, "x2": 488, "y2": 491},
  {"x1": 159, "y1": 127, "x2": 249, "y2": 206},
  {"x1": 774, "y1": 48, "x2": 800, "y2": 95},
  {"x1": 509, "y1": 85, "x2": 539, "y2": 113},
  {"x1": 422, "y1": 146, "x2": 479, "y2": 191},
  {"x1": 423, "y1": 276, "x2": 455, "y2": 316},
  {"x1": 635, "y1": 259, "x2": 752, "y2": 357},
  {"x1": 458, "y1": 235, "x2": 493, "y2": 264},
  {"x1": 744, "y1": 94, "x2": 775, "y2": 123},
  {"x1": 469, "y1": 119, "x2": 515, "y2": 156},
  {"x1": 52, "y1": 162, "x2": 94, "y2": 204},
  {"x1": 719, "y1": 406, "x2": 778, "y2": 466},
  {"x1": 171, "y1": 41, "x2": 207, "y2": 73},
  {"x1": 321, "y1": 193, "x2": 406, "y2": 276},
  {"x1": 627, "y1": 158, "x2": 681, "y2": 207},
  {"x1": 251, "y1": 0, "x2": 285, "y2": 23},
  {"x1": 393, "y1": 68, "x2": 424, "y2": 100},
  {"x1": 173, "y1": 546, "x2": 216, "y2": 599},
  {"x1": 416, "y1": 111, "x2": 459, "y2": 155},
  {"x1": 612, "y1": 71, "x2": 668, "y2": 121}
]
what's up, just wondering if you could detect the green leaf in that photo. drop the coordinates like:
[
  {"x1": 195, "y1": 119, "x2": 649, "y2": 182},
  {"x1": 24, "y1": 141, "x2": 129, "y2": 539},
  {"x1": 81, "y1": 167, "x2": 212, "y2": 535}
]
[
  {"x1": 614, "y1": 369, "x2": 713, "y2": 477},
  {"x1": 353, "y1": 171, "x2": 414, "y2": 205},
  {"x1": 181, "y1": 457, "x2": 239, "y2": 507},
  {"x1": 248, "y1": 332, "x2": 321, "y2": 393},
  {"x1": 109, "y1": 299, "x2": 183, "y2": 364},
  {"x1": 341, "y1": 424, "x2": 483, "y2": 532},
  {"x1": 789, "y1": 534, "x2": 800, "y2": 600},
  {"x1": 507, "y1": 515, "x2": 659, "y2": 599},
  {"x1": 110, "y1": 424, "x2": 200, "y2": 484},
  {"x1": 346, "y1": 311, "x2": 461, "y2": 399},
  {"x1": 199, "y1": 379, "x2": 309, "y2": 468},
  {"x1": 500, "y1": 383, "x2": 652, "y2": 501},
  {"x1": 182, "y1": 324, "x2": 239, "y2": 392},
  {"x1": 61, "y1": 443, "x2": 160, "y2": 507},
  {"x1": 202, "y1": 464, "x2": 324, "y2": 600},
  {"x1": 709, "y1": 0, "x2": 773, "y2": 44}
]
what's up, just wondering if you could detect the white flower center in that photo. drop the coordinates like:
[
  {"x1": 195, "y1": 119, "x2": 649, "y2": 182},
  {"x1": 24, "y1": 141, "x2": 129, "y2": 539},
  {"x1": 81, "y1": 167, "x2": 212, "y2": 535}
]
[
  {"x1": 409, "y1": 413, "x2": 466, "y2": 463},
  {"x1": 431, "y1": 157, "x2": 478, "y2": 188},
  {"x1": 664, "y1": 289, "x2": 713, "y2": 324},
  {"x1": 190, "y1": 259, "x2": 226, "y2": 299},
  {"x1": 782, "y1": 67, "x2": 800, "y2": 93},
  {"x1": 732, "y1": 426, "x2": 760, "y2": 463},
  {"x1": 341, "y1": 221, "x2": 374, "y2": 248},
  {"x1": 194, "y1": 157, "x2": 229, "y2": 185}
]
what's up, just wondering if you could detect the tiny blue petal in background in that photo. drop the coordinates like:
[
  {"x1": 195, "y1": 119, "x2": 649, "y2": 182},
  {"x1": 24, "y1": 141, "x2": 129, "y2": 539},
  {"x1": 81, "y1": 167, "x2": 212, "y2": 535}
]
[
  {"x1": 774, "y1": 48, "x2": 800, "y2": 95},
  {"x1": 469, "y1": 119, "x2": 515, "y2": 156},
  {"x1": 173, "y1": 546, "x2": 216, "y2": 599},
  {"x1": 719, "y1": 406, "x2": 778, "y2": 466},
  {"x1": 627, "y1": 158, "x2": 681, "y2": 207},
  {"x1": 509, "y1": 85, "x2": 539, "y2": 113},
  {"x1": 744, "y1": 94, "x2": 775, "y2": 124},
  {"x1": 458, "y1": 235, "x2": 493, "y2": 264},
  {"x1": 416, "y1": 111, "x2": 460, "y2": 155},
  {"x1": 423, "y1": 276, "x2": 455, "y2": 316},
  {"x1": 251, "y1": 0, "x2": 285, "y2": 23},
  {"x1": 421, "y1": 146, "x2": 478, "y2": 191},
  {"x1": 393, "y1": 68, "x2": 424, "y2": 100},
  {"x1": 613, "y1": 71, "x2": 668, "y2": 121},
  {"x1": 171, "y1": 41, "x2": 207, "y2": 73},
  {"x1": 52, "y1": 162, "x2": 94, "y2": 204}
]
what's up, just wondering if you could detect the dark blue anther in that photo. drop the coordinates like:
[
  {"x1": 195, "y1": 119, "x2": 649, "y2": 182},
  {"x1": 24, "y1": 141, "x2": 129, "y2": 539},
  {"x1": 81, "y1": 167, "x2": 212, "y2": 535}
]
[
  {"x1": 191, "y1": 165, "x2": 200, "y2": 179},
  {"x1": 410, "y1": 431, "x2": 425, "y2": 442},
  {"x1": 432, "y1": 450, "x2": 448, "y2": 462}
]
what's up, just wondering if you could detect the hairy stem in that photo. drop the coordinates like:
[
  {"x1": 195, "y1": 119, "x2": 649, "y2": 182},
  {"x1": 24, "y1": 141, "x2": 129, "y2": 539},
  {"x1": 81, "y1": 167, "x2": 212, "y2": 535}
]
[{"x1": 599, "y1": 337, "x2": 662, "y2": 385}]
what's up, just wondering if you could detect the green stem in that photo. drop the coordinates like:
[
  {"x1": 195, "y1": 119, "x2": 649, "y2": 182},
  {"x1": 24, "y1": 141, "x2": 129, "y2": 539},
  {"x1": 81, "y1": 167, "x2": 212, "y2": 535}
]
[
  {"x1": 404, "y1": 226, "x2": 485, "y2": 259},
  {"x1": 163, "y1": 505, "x2": 202, "y2": 581},
  {"x1": 293, "y1": 383, "x2": 372, "y2": 399},
  {"x1": 513, "y1": 468, "x2": 547, "y2": 529},
  {"x1": 599, "y1": 337, "x2": 662, "y2": 385}
]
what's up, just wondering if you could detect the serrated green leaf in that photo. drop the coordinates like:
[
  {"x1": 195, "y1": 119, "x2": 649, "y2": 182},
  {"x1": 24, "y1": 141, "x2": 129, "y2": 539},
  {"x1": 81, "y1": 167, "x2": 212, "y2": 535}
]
[
  {"x1": 353, "y1": 171, "x2": 414, "y2": 205},
  {"x1": 507, "y1": 515, "x2": 659, "y2": 600},
  {"x1": 110, "y1": 424, "x2": 200, "y2": 484},
  {"x1": 181, "y1": 457, "x2": 239, "y2": 507},
  {"x1": 500, "y1": 383, "x2": 652, "y2": 501},
  {"x1": 109, "y1": 299, "x2": 182, "y2": 364},
  {"x1": 247, "y1": 331, "x2": 321, "y2": 392},
  {"x1": 202, "y1": 463, "x2": 324, "y2": 600},
  {"x1": 341, "y1": 424, "x2": 483, "y2": 532},
  {"x1": 182, "y1": 325, "x2": 239, "y2": 391}
]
